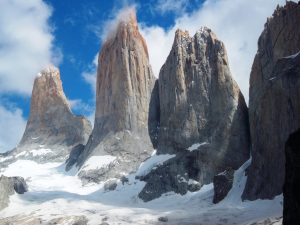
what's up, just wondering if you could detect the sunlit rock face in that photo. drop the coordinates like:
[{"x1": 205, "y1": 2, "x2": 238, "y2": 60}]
[
  {"x1": 243, "y1": 2, "x2": 300, "y2": 201},
  {"x1": 139, "y1": 28, "x2": 250, "y2": 201},
  {"x1": 20, "y1": 66, "x2": 91, "y2": 147},
  {"x1": 9, "y1": 66, "x2": 92, "y2": 163},
  {"x1": 77, "y1": 9, "x2": 156, "y2": 182}
]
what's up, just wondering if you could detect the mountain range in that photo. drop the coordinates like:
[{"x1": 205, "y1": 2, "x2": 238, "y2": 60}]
[{"x1": 0, "y1": 1, "x2": 299, "y2": 225}]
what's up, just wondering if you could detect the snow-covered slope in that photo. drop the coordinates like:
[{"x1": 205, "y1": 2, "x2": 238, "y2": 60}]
[{"x1": 0, "y1": 151, "x2": 283, "y2": 225}]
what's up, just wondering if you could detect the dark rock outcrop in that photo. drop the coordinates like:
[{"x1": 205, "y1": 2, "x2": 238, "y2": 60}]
[
  {"x1": 104, "y1": 180, "x2": 118, "y2": 191},
  {"x1": 0, "y1": 175, "x2": 28, "y2": 210},
  {"x1": 139, "y1": 28, "x2": 250, "y2": 201},
  {"x1": 11, "y1": 176, "x2": 28, "y2": 194},
  {"x1": 77, "y1": 9, "x2": 156, "y2": 181},
  {"x1": 213, "y1": 168, "x2": 234, "y2": 204},
  {"x1": 65, "y1": 144, "x2": 85, "y2": 171},
  {"x1": 243, "y1": 2, "x2": 300, "y2": 200},
  {"x1": 283, "y1": 129, "x2": 300, "y2": 225}
]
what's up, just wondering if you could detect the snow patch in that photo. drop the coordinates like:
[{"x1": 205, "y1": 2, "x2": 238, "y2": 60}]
[
  {"x1": 0, "y1": 152, "x2": 284, "y2": 225},
  {"x1": 187, "y1": 142, "x2": 208, "y2": 151},
  {"x1": 188, "y1": 179, "x2": 199, "y2": 185},
  {"x1": 29, "y1": 148, "x2": 52, "y2": 157},
  {"x1": 0, "y1": 155, "x2": 13, "y2": 162},
  {"x1": 15, "y1": 151, "x2": 28, "y2": 158},
  {"x1": 81, "y1": 155, "x2": 117, "y2": 171},
  {"x1": 283, "y1": 51, "x2": 300, "y2": 59},
  {"x1": 136, "y1": 150, "x2": 175, "y2": 177},
  {"x1": 31, "y1": 136, "x2": 40, "y2": 140}
]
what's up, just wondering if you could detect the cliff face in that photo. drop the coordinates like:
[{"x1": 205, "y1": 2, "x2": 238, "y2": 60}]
[
  {"x1": 93, "y1": 11, "x2": 154, "y2": 138},
  {"x1": 139, "y1": 28, "x2": 250, "y2": 201},
  {"x1": 157, "y1": 28, "x2": 250, "y2": 157},
  {"x1": 77, "y1": 10, "x2": 156, "y2": 182},
  {"x1": 16, "y1": 66, "x2": 92, "y2": 161},
  {"x1": 243, "y1": 2, "x2": 300, "y2": 200}
]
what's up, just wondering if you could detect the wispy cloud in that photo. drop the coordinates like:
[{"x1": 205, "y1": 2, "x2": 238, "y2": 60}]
[
  {"x1": 68, "y1": 98, "x2": 94, "y2": 115},
  {"x1": 100, "y1": 6, "x2": 137, "y2": 42},
  {"x1": 81, "y1": 54, "x2": 98, "y2": 96},
  {"x1": 68, "y1": 98, "x2": 95, "y2": 126},
  {"x1": 155, "y1": 0, "x2": 188, "y2": 15}
]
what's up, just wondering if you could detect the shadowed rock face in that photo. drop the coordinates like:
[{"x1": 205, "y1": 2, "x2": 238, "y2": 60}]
[
  {"x1": 243, "y1": 2, "x2": 300, "y2": 201},
  {"x1": 213, "y1": 168, "x2": 234, "y2": 204},
  {"x1": 283, "y1": 128, "x2": 300, "y2": 225},
  {"x1": 77, "y1": 10, "x2": 156, "y2": 181},
  {"x1": 12, "y1": 66, "x2": 92, "y2": 162},
  {"x1": 139, "y1": 28, "x2": 250, "y2": 201}
]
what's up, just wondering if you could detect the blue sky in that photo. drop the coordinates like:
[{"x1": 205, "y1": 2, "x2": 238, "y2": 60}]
[{"x1": 0, "y1": 0, "x2": 288, "y2": 152}]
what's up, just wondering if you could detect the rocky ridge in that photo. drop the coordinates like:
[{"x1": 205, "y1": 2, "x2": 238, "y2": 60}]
[
  {"x1": 243, "y1": 1, "x2": 300, "y2": 200},
  {"x1": 138, "y1": 28, "x2": 250, "y2": 201}
]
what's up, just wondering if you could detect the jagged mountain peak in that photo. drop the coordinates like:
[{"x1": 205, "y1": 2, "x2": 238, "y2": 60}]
[
  {"x1": 31, "y1": 66, "x2": 71, "y2": 115},
  {"x1": 174, "y1": 27, "x2": 218, "y2": 42},
  {"x1": 104, "y1": 8, "x2": 149, "y2": 59},
  {"x1": 37, "y1": 65, "x2": 60, "y2": 77},
  {"x1": 15, "y1": 66, "x2": 92, "y2": 161}
]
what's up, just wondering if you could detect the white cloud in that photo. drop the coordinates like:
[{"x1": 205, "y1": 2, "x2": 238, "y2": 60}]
[
  {"x1": 140, "y1": 0, "x2": 288, "y2": 103},
  {"x1": 82, "y1": 54, "x2": 98, "y2": 96},
  {"x1": 68, "y1": 98, "x2": 95, "y2": 126},
  {"x1": 0, "y1": 106, "x2": 26, "y2": 153},
  {"x1": 0, "y1": 0, "x2": 59, "y2": 95},
  {"x1": 68, "y1": 98, "x2": 94, "y2": 115},
  {"x1": 155, "y1": 0, "x2": 188, "y2": 15},
  {"x1": 100, "y1": 6, "x2": 137, "y2": 42},
  {"x1": 81, "y1": 55, "x2": 97, "y2": 126}
]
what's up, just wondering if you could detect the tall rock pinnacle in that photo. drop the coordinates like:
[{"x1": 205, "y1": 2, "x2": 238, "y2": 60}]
[
  {"x1": 139, "y1": 27, "x2": 250, "y2": 201},
  {"x1": 243, "y1": 2, "x2": 300, "y2": 201},
  {"x1": 17, "y1": 66, "x2": 92, "y2": 161},
  {"x1": 94, "y1": 10, "x2": 152, "y2": 137},
  {"x1": 77, "y1": 9, "x2": 156, "y2": 182}
]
